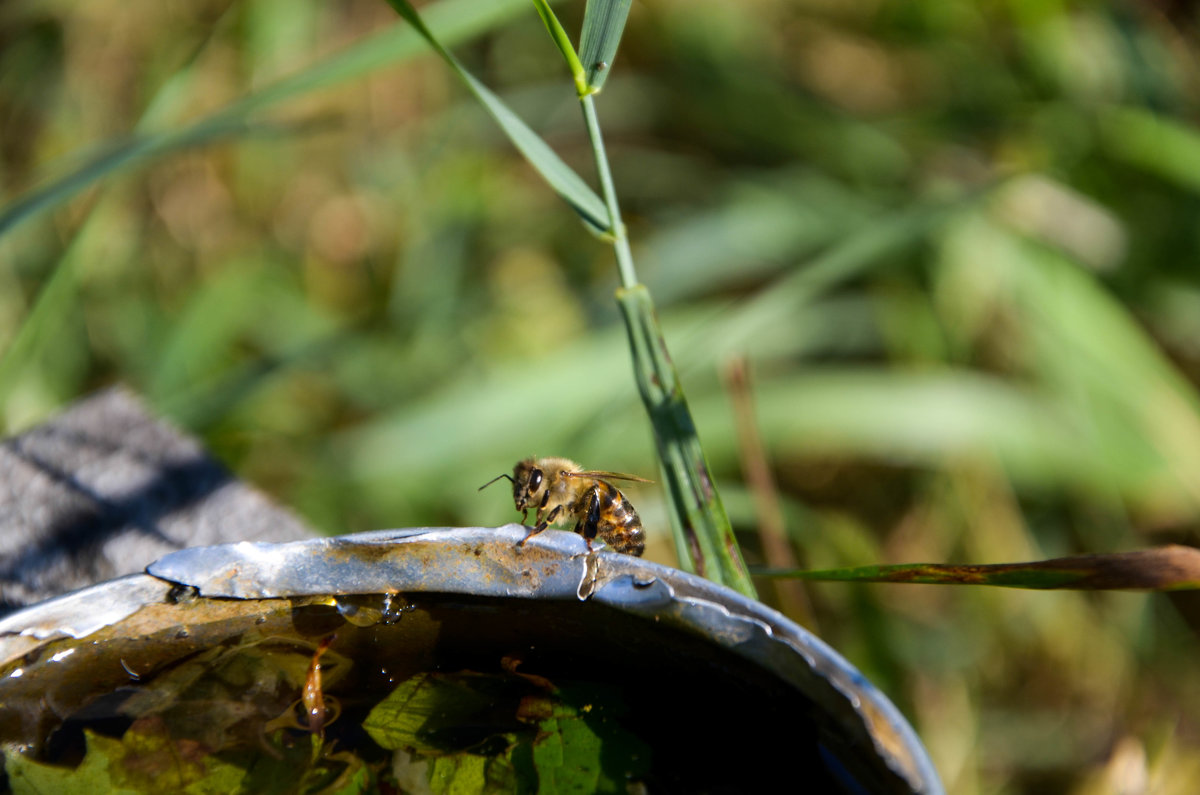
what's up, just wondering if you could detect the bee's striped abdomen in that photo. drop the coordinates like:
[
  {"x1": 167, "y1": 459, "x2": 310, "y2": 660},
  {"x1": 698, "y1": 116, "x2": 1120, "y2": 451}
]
[{"x1": 576, "y1": 481, "x2": 645, "y2": 557}]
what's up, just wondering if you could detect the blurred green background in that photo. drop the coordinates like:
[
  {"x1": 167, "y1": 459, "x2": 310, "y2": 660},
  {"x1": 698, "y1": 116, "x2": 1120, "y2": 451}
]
[{"x1": 3, "y1": 0, "x2": 1200, "y2": 791}]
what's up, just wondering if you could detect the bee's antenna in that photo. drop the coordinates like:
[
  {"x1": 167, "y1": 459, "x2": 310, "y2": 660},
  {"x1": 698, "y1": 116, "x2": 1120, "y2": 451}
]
[{"x1": 478, "y1": 473, "x2": 514, "y2": 491}]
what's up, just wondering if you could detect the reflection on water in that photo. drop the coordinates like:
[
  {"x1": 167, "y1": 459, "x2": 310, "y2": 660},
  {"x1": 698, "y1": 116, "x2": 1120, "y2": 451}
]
[{"x1": 1, "y1": 594, "x2": 887, "y2": 794}]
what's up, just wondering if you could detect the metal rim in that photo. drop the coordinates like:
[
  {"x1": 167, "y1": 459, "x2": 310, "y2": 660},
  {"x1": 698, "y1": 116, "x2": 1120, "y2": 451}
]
[{"x1": 1, "y1": 525, "x2": 943, "y2": 794}]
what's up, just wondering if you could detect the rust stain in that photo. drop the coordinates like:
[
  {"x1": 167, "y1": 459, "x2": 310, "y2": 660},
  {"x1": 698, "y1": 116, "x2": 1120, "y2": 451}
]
[
  {"x1": 686, "y1": 525, "x2": 706, "y2": 577},
  {"x1": 854, "y1": 690, "x2": 922, "y2": 787},
  {"x1": 694, "y1": 464, "x2": 715, "y2": 502}
]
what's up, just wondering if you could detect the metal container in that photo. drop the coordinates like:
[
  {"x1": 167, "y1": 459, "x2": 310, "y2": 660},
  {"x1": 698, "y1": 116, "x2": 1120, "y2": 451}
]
[{"x1": 0, "y1": 526, "x2": 943, "y2": 794}]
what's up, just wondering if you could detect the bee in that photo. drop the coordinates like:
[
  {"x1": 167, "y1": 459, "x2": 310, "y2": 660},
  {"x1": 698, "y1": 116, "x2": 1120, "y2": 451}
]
[{"x1": 480, "y1": 457, "x2": 651, "y2": 556}]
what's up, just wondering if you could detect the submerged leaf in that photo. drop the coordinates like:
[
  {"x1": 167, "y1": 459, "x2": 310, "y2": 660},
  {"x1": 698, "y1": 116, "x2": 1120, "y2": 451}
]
[
  {"x1": 4, "y1": 725, "x2": 251, "y2": 795},
  {"x1": 528, "y1": 699, "x2": 603, "y2": 792},
  {"x1": 6, "y1": 732, "x2": 140, "y2": 795},
  {"x1": 365, "y1": 672, "x2": 648, "y2": 794},
  {"x1": 762, "y1": 545, "x2": 1200, "y2": 590},
  {"x1": 534, "y1": 685, "x2": 649, "y2": 792},
  {"x1": 363, "y1": 672, "x2": 523, "y2": 754},
  {"x1": 424, "y1": 752, "x2": 521, "y2": 795}
]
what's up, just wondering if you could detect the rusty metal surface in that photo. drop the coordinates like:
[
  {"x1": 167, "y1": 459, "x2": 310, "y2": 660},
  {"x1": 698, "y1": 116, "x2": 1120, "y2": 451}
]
[{"x1": 3, "y1": 525, "x2": 943, "y2": 793}]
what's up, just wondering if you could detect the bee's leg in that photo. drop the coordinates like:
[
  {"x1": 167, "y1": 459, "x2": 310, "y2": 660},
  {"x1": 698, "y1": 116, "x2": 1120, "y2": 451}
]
[
  {"x1": 574, "y1": 486, "x2": 602, "y2": 551},
  {"x1": 518, "y1": 505, "x2": 561, "y2": 546}
]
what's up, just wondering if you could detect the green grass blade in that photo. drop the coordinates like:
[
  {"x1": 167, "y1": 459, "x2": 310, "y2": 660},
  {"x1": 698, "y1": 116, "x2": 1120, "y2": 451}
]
[
  {"x1": 0, "y1": 0, "x2": 538, "y2": 239},
  {"x1": 529, "y1": 0, "x2": 589, "y2": 96},
  {"x1": 761, "y1": 546, "x2": 1200, "y2": 590},
  {"x1": 0, "y1": 140, "x2": 172, "y2": 241},
  {"x1": 384, "y1": 0, "x2": 609, "y2": 232},
  {"x1": 1100, "y1": 106, "x2": 1200, "y2": 194},
  {"x1": 579, "y1": 0, "x2": 633, "y2": 93},
  {"x1": 616, "y1": 284, "x2": 755, "y2": 598},
  {"x1": 0, "y1": 228, "x2": 84, "y2": 412}
]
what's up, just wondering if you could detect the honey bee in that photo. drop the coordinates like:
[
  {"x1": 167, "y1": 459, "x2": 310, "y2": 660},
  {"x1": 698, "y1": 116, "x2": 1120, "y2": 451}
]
[{"x1": 480, "y1": 457, "x2": 651, "y2": 556}]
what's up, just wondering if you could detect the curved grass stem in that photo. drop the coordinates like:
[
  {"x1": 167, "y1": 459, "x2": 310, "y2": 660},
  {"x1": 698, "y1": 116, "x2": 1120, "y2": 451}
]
[
  {"x1": 579, "y1": 93, "x2": 755, "y2": 597},
  {"x1": 581, "y1": 95, "x2": 636, "y2": 289}
]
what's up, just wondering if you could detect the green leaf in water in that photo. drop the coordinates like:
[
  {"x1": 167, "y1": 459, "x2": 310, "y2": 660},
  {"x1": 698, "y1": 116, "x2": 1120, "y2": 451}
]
[
  {"x1": 363, "y1": 671, "x2": 524, "y2": 754},
  {"x1": 425, "y1": 753, "x2": 519, "y2": 795},
  {"x1": 526, "y1": 696, "x2": 604, "y2": 792},
  {"x1": 316, "y1": 756, "x2": 376, "y2": 795},
  {"x1": 4, "y1": 722, "x2": 252, "y2": 795},
  {"x1": 364, "y1": 671, "x2": 649, "y2": 794},
  {"x1": 6, "y1": 731, "x2": 141, "y2": 795}
]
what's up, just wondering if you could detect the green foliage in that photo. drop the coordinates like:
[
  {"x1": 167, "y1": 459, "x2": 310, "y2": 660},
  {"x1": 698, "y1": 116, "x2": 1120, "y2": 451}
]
[
  {"x1": 618, "y1": 284, "x2": 750, "y2": 593},
  {"x1": 3, "y1": 725, "x2": 373, "y2": 795},
  {"x1": 529, "y1": 0, "x2": 589, "y2": 97},
  {"x1": 6, "y1": 732, "x2": 143, "y2": 795},
  {"x1": 578, "y1": 0, "x2": 632, "y2": 93},
  {"x1": 383, "y1": 0, "x2": 609, "y2": 231},
  {"x1": 2, "y1": 633, "x2": 368, "y2": 795},
  {"x1": 364, "y1": 671, "x2": 649, "y2": 794},
  {"x1": 3, "y1": 0, "x2": 1200, "y2": 790},
  {"x1": 382, "y1": 0, "x2": 752, "y2": 592},
  {"x1": 0, "y1": 0, "x2": 542, "y2": 239}
]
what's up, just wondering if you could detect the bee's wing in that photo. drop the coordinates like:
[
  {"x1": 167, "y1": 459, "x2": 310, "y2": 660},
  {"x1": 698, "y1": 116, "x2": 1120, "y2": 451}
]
[{"x1": 565, "y1": 470, "x2": 654, "y2": 484}]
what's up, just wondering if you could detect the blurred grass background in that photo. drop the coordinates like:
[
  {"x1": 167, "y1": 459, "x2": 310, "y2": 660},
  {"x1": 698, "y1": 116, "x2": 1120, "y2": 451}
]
[{"x1": 3, "y1": 0, "x2": 1200, "y2": 791}]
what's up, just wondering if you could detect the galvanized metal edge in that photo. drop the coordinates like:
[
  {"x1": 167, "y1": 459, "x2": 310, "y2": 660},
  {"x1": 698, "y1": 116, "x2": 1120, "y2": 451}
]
[{"x1": 3, "y1": 525, "x2": 943, "y2": 793}]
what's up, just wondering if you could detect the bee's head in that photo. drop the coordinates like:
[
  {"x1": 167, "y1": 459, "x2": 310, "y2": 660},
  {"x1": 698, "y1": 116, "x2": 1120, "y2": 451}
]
[
  {"x1": 479, "y1": 459, "x2": 544, "y2": 523},
  {"x1": 511, "y1": 458, "x2": 545, "y2": 517}
]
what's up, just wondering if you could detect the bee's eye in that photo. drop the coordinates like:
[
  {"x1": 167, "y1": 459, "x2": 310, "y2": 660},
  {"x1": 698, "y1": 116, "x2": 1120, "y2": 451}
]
[{"x1": 529, "y1": 469, "x2": 543, "y2": 491}]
